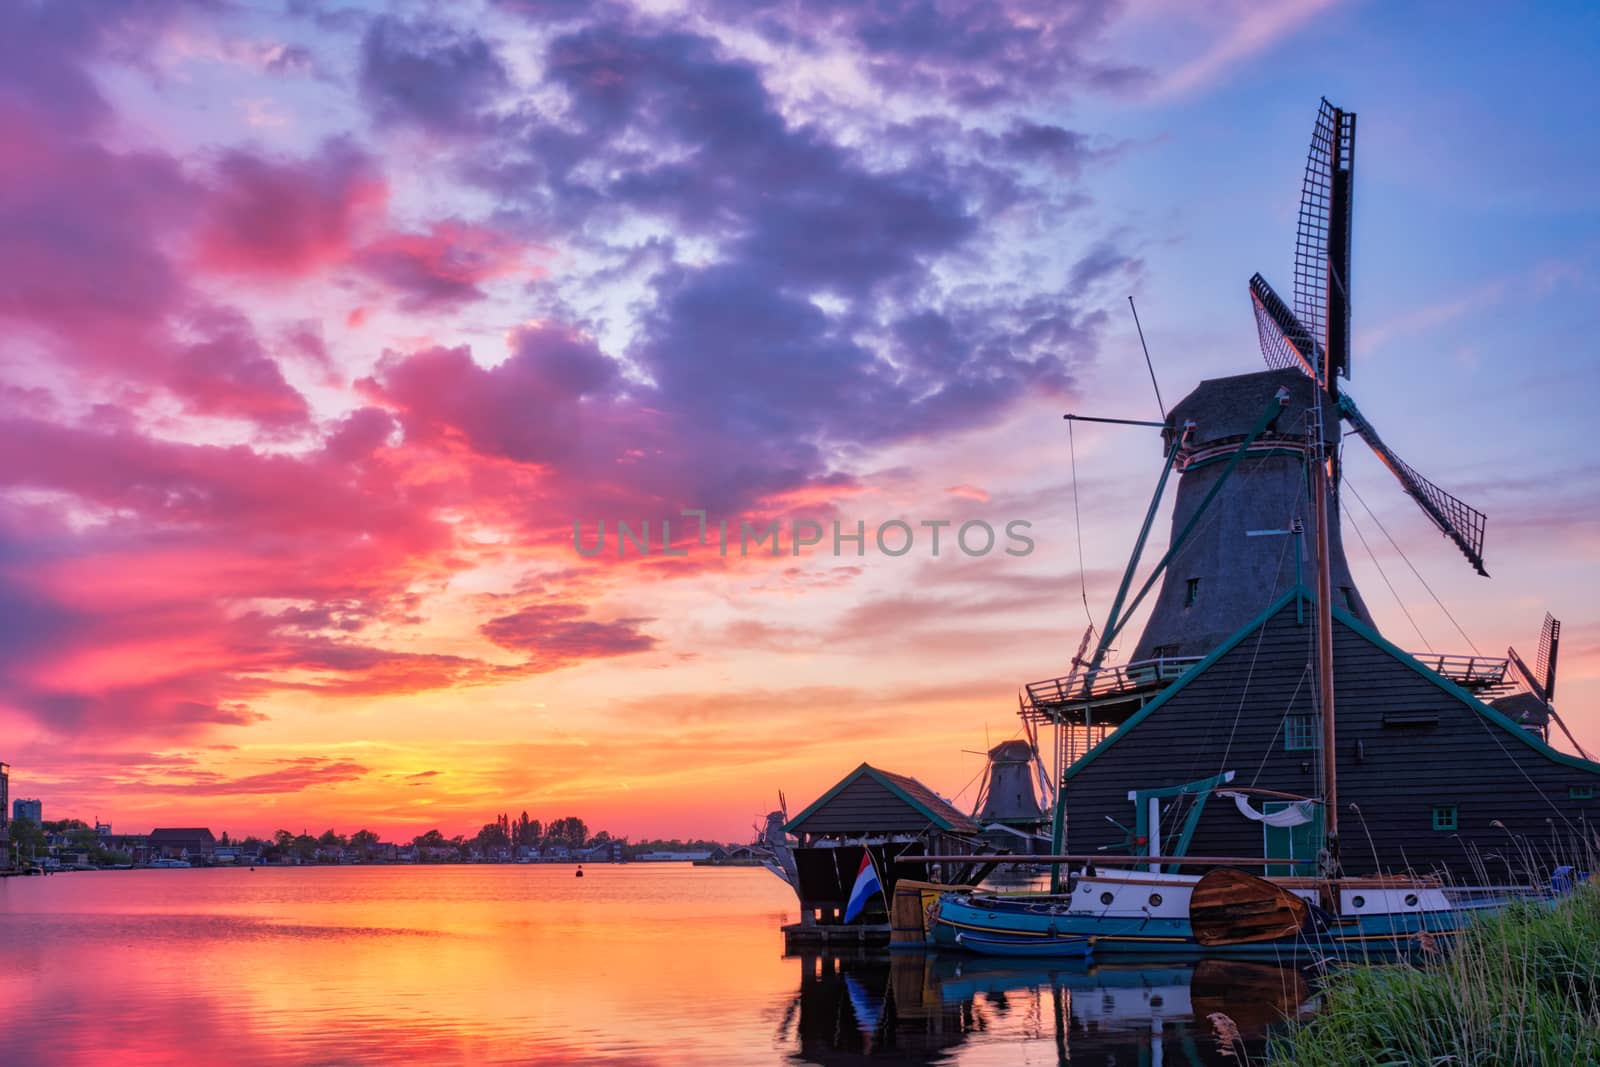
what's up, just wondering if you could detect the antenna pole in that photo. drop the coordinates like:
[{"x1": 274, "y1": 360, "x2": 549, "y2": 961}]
[{"x1": 1128, "y1": 296, "x2": 1167, "y2": 421}]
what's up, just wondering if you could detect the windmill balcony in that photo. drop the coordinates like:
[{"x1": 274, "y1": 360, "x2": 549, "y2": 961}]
[{"x1": 1021, "y1": 649, "x2": 1512, "y2": 728}]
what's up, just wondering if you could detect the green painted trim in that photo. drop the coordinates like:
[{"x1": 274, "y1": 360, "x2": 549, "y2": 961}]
[
  {"x1": 1063, "y1": 587, "x2": 1311, "y2": 781},
  {"x1": 1329, "y1": 604, "x2": 1600, "y2": 778},
  {"x1": 784, "y1": 762, "x2": 872, "y2": 833},
  {"x1": 1572, "y1": 786, "x2": 1594, "y2": 800},
  {"x1": 784, "y1": 762, "x2": 962, "y2": 834},
  {"x1": 1284, "y1": 714, "x2": 1318, "y2": 751}
]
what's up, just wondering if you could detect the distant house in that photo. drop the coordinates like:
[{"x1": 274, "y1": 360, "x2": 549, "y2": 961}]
[
  {"x1": 148, "y1": 828, "x2": 216, "y2": 863},
  {"x1": 576, "y1": 841, "x2": 624, "y2": 862},
  {"x1": 636, "y1": 850, "x2": 713, "y2": 862}
]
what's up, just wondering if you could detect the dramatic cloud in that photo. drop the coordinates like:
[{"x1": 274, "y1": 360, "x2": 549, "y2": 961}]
[
  {"x1": 480, "y1": 602, "x2": 657, "y2": 665},
  {"x1": 359, "y1": 15, "x2": 509, "y2": 135},
  {"x1": 196, "y1": 139, "x2": 386, "y2": 278},
  {"x1": 20, "y1": 0, "x2": 1534, "y2": 845}
]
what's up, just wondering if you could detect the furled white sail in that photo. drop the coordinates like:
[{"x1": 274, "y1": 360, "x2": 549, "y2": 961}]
[{"x1": 1222, "y1": 792, "x2": 1315, "y2": 828}]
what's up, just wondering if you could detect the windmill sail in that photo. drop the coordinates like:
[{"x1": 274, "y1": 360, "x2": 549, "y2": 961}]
[
  {"x1": 1295, "y1": 99, "x2": 1356, "y2": 387},
  {"x1": 1536, "y1": 612, "x2": 1560, "y2": 701},
  {"x1": 1337, "y1": 396, "x2": 1488, "y2": 576},
  {"x1": 1250, "y1": 273, "x2": 1320, "y2": 379},
  {"x1": 1250, "y1": 99, "x2": 1486, "y2": 579}
]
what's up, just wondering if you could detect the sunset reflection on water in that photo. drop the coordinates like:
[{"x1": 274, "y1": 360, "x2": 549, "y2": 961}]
[{"x1": 1, "y1": 866, "x2": 1302, "y2": 1065}]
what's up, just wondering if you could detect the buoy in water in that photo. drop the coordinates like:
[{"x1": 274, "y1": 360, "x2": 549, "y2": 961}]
[{"x1": 576, "y1": 865, "x2": 584, "y2": 878}]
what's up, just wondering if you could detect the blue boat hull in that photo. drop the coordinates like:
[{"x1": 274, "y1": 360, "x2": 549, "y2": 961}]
[
  {"x1": 952, "y1": 930, "x2": 1094, "y2": 958},
  {"x1": 933, "y1": 892, "x2": 1481, "y2": 958}
]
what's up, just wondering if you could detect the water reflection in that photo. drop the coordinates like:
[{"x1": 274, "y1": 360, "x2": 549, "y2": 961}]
[
  {"x1": 787, "y1": 951, "x2": 1313, "y2": 1065},
  {"x1": 1, "y1": 867, "x2": 1312, "y2": 1065}
]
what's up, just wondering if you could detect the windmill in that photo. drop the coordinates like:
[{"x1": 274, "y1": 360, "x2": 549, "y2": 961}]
[
  {"x1": 1248, "y1": 99, "x2": 1489, "y2": 577},
  {"x1": 1506, "y1": 613, "x2": 1590, "y2": 759}
]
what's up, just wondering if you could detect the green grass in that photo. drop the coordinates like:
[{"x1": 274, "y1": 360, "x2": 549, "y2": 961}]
[{"x1": 1266, "y1": 885, "x2": 1600, "y2": 1066}]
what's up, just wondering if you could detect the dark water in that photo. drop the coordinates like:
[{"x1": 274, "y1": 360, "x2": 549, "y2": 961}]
[{"x1": 0, "y1": 865, "x2": 1311, "y2": 1064}]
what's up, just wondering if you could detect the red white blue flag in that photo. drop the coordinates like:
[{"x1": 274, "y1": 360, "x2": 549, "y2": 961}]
[{"x1": 843, "y1": 851, "x2": 882, "y2": 923}]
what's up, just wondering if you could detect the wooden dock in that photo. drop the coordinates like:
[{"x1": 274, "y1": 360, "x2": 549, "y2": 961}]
[{"x1": 782, "y1": 921, "x2": 890, "y2": 950}]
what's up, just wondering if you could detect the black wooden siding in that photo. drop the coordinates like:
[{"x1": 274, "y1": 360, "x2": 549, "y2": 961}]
[
  {"x1": 790, "y1": 775, "x2": 950, "y2": 836},
  {"x1": 1063, "y1": 598, "x2": 1600, "y2": 879}
]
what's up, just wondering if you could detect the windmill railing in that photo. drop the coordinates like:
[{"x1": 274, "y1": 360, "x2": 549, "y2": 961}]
[
  {"x1": 1024, "y1": 656, "x2": 1203, "y2": 711},
  {"x1": 1409, "y1": 652, "x2": 1510, "y2": 691},
  {"x1": 1021, "y1": 649, "x2": 1509, "y2": 721}
]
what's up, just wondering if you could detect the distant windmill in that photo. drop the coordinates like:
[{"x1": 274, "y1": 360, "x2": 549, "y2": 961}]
[
  {"x1": 1506, "y1": 613, "x2": 1590, "y2": 759},
  {"x1": 1248, "y1": 99, "x2": 1489, "y2": 577}
]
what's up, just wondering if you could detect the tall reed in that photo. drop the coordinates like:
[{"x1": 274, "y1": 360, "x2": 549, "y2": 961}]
[{"x1": 1267, "y1": 883, "x2": 1600, "y2": 1065}]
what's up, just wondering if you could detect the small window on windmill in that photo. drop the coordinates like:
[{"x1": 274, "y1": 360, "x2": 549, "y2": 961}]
[
  {"x1": 1185, "y1": 577, "x2": 1201, "y2": 608},
  {"x1": 1341, "y1": 587, "x2": 1359, "y2": 618},
  {"x1": 1151, "y1": 643, "x2": 1177, "y2": 660},
  {"x1": 1285, "y1": 714, "x2": 1318, "y2": 751},
  {"x1": 1432, "y1": 806, "x2": 1458, "y2": 832},
  {"x1": 1571, "y1": 786, "x2": 1595, "y2": 801}
]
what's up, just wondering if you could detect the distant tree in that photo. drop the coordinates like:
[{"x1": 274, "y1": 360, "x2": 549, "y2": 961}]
[
  {"x1": 548, "y1": 816, "x2": 588, "y2": 849},
  {"x1": 587, "y1": 830, "x2": 612, "y2": 848},
  {"x1": 350, "y1": 829, "x2": 380, "y2": 857},
  {"x1": 476, "y1": 821, "x2": 511, "y2": 854},
  {"x1": 317, "y1": 829, "x2": 346, "y2": 849},
  {"x1": 274, "y1": 829, "x2": 295, "y2": 849},
  {"x1": 8, "y1": 817, "x2": 44, "y2": 859},
  {"x1": 412, "y1": 829, "x2": 448, "y2": 860}
]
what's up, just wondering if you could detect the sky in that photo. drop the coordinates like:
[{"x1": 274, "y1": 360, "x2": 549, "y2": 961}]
[{"x1": 2, "y1": 0, "x2": 1597, "y2": 843}]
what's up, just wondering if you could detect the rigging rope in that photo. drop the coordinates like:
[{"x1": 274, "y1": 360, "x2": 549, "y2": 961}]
[
  {"x1": 1346, "y1": 479, "x2": 1480, "y2": 654},
  {"x1": 1341, "y1": 497, "x2": 1432, "y2": 651}
]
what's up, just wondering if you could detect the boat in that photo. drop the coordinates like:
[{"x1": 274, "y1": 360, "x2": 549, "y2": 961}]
[
  {"x1": 952, "y1": 929, "x2": 1094, "y2": 958},
  {"x1": 928, "y1": 857, "x2": 1539, "y2": 958}
]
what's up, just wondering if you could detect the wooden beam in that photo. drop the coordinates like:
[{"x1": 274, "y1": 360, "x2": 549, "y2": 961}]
[{"x1": 897, "y1": 854, "x2": 1313, "y2": 868}]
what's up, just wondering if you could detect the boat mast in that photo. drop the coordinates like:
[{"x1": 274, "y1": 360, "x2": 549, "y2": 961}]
[{"x1": 1311, "y1": 388, "x2": 1339, "y2": 865}]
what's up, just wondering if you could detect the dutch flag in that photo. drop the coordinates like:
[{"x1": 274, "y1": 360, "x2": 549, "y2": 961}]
[{"x1": 843, "y1": 851, "x2": 882, "y2": 924}]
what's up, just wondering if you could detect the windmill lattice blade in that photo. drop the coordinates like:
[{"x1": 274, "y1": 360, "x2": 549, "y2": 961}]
[
  {"x1": 1537, "y1": 612, "x2": 1560, "y2": 700},
  {"x1": 1249, "y1": 273, "x2": 1319, "y2": 378},
  {"x1": 1339, "y1": 395, "x2": 1488, "y2": 576},
  {"x1": 1295, "y1": 100, "x2": 1356, "y2": 384}
]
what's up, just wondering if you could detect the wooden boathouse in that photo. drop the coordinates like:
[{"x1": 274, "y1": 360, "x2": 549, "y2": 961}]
[{"x1": 781, "y1": 763, "x2": 982, "y2": 946}]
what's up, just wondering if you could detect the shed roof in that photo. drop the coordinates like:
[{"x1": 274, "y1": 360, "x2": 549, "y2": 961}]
[
  {"x1": 149, "y1": 827, "x2": 216, "y2": 842},
  {"x1": 785, "y1": 763, "x2": 979, "y2": 836}
]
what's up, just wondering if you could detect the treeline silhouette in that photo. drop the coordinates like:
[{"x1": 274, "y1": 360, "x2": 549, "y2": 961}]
[{"x1": 220, "y1": 812, "x2": 731, "y2": 863}]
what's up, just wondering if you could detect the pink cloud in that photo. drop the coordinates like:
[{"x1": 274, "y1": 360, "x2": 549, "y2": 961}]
[{"x1": 194, "y1": 139, "x2": 387, "y2": 278}]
